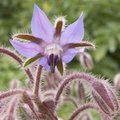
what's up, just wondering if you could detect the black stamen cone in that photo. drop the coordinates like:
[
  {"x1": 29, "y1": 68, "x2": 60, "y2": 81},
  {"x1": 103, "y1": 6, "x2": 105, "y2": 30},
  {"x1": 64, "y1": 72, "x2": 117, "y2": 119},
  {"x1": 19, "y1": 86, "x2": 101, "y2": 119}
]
[{"x1": 47, "y1": 54, "x2": 59, "y2": 73}]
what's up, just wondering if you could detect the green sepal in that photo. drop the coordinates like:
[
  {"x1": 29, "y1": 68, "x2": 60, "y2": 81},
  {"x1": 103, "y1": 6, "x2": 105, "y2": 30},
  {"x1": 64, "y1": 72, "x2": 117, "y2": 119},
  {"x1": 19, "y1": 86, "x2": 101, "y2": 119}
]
[
  {"x1": 57, "y1": 59, "x2": 63, "y2": 75},
  {"x1": 23, "y1": 54, "x2": 42, "y2": 67}
]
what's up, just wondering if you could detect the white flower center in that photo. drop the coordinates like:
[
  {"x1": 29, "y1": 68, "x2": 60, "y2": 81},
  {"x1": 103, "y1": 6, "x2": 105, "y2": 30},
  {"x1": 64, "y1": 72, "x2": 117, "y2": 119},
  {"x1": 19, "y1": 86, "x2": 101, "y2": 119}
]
[{"x1": 44, "y1": 44, "x2": 63, "y2": 56}]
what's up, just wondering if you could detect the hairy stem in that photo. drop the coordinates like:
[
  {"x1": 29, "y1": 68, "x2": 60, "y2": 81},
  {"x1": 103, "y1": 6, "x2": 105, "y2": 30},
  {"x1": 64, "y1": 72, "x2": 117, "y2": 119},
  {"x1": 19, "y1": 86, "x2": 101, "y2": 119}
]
[
  {"x1": 7, "y1": 96, "x2": 18, "y2": 119},
  {"x1": 24, "y1": 69, "x2": 34, "y2": 84},
  {"x1": 68, "y1": 103, "x2": 98, "y2": 120},
  {"x1": 0, "y1": 89, "x2": 24, "y2": 100},
  {"x1": 23, "y1": 92, "x2": 40, "y2": 120},
  {"x1": 55, "y1": 72, "x2": 97, "y2": 106},
  {"x1": 0, "y1": 47, "x2": 34, "y2": 83},
  {"x1": 33, "y1": 65, "x2": 42, "y2": 97}
]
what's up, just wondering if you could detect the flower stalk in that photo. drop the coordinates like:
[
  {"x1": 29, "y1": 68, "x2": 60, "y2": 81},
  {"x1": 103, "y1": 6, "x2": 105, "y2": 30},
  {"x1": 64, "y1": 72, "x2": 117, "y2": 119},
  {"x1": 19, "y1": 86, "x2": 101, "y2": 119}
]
[
  {"x1": 0, "y1": 47, "x2": 34, "y2": 83},
  {"x1": 68, "y1": 103, "x2": 99, "y2": 120},
  {"x1": 33, "y1": 65, "x2": 43, "y2": 97},
  {"x1": 0, "y1": 89, "x2": 24, "y2": 100},
  {"x1": 55, "y1": 72, "x2": 97, "y2": 105}
]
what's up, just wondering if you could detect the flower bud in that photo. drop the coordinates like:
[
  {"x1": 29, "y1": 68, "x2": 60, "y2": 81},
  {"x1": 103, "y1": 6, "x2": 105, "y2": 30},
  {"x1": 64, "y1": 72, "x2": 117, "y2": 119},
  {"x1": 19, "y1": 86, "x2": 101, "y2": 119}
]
[
  {"x1": 114, "y1": 74, "x2": 120, "y2": 90},
  {"x1": 92, "y1": 80, "x2": 119, "y2": 116},
  {"x1": 77, "y1": 81, "x2": 85, "y2": 101},
  {"x1": 42, "y1": 99, "x2": 55, "y2": 113},
  {"x1": 79, "y1": 52, "x2": 93, "y2": 70}
]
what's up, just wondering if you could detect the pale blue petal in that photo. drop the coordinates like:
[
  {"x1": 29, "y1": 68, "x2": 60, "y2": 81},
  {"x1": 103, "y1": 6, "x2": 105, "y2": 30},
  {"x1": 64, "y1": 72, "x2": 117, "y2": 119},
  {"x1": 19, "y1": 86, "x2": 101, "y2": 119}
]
[
  {"x1": 39, "y1": 57, "x2": 50, "y2": 71},
  {"x1": 62, "y1": 49, "x2": 78, "y2": 63},
  {"x1": 31, "y1": 4, "x2": 55, "y2": 43},
  {"x1": 10, "y1": 39, "x2": 42, "y2": 58},
  {"x1": 60, "y1": 13, "x2": 84, "y2": 45}
]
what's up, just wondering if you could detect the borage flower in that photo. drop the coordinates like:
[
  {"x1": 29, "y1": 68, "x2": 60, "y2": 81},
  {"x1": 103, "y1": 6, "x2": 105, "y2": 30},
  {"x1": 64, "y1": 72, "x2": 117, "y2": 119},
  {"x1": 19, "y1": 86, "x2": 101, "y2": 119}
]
[{"x1": 10, "y1": 4, "x2": 95, "y2": 74}]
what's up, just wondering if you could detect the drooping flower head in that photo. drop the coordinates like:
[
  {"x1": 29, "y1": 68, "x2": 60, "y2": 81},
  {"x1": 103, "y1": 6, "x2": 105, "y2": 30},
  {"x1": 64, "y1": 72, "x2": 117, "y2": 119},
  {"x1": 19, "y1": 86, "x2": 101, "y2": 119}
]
[
  {"x1": 92, "y1": 80, "x2": 119, "y2": 116},
  {"x1": 10, "y1": 4, "x2": 95, "y2": 74}
]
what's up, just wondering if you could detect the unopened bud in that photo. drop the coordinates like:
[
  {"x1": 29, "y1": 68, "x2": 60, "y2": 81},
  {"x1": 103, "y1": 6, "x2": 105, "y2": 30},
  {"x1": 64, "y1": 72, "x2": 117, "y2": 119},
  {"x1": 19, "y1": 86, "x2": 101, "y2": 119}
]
[
  {"x1": 42, "y1": 99, "x2": 55, "y2": 113},
  {"x1": 92, "y1": 80, "x2": 119, "y2": 116},
  {"x1": 114, "y1": 74, "x2": 120, "y2": 90},
  {"x1": 79, "y1": 52, "x2": 93, "y2": 70},
  {"x1": 64, "y1": 85, "x2": 71, "y2": 97},
  {"x1": 77, "y1": 81, "x2": 85, "y2": 101}
]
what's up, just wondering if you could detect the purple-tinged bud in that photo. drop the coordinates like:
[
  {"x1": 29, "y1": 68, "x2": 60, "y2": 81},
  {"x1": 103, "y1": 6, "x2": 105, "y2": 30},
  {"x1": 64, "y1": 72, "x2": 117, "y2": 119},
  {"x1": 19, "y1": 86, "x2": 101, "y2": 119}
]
[
  {"x1": 77, "y1": 81, "x2": 85, "y2": 101},
  {"x1": 64, "y1": 85, "x2": 71, "y2": 97},
  {"x1": 42, "y1": 99, "x2": 55, "y2": 113},
  {"x1": 79, "y1": 52, "x2": 93, "y2": 70},
  {"x1": 114, "y1": 74, "x2": 120, "y2": 90},
  {"x1": 92, "y1": 80, "x2": 119, "y2": 116}
]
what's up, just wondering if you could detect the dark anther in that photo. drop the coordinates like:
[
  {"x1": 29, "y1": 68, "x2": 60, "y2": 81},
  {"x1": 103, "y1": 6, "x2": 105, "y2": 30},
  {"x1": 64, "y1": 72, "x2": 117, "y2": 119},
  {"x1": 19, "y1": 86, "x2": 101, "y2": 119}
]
[{"x1": 47, "y1": 54, "x2": 60, "y2": 73}]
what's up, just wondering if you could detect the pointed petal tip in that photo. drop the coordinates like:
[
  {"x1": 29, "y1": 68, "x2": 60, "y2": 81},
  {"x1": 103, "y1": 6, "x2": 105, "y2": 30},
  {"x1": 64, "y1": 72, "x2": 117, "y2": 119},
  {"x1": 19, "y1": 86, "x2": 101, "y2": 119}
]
[
  {"x1": 60, "y1": 12, "x2": 84, "y2": 45},
  {"x1": 9, "y1": 39, "x2": 14, "y2": 45},
  {"x1": 9, "y1": 39, "x2": 13, "y2": 47},
  {"x1": 33, "y1": 3, "x2": 40, "y2": 13},
  {"x1": 34, "y1": 3, "x2": 39, "y2": 9},
  {"x1": 31, "y1": 2, "x2": 54, "y2": 43},
  {"x1": 77, "y1": 12, "x2": 84, "y2": 21},
  {"x1": 33, "y1": 3, "x2": 44, "y2": 14},
  {"x1": 9, "y1": 38, "x2": 12, "y2": 42},
  {"x1": 80, "y1": 12, "x2": 84, "y2": 17}
]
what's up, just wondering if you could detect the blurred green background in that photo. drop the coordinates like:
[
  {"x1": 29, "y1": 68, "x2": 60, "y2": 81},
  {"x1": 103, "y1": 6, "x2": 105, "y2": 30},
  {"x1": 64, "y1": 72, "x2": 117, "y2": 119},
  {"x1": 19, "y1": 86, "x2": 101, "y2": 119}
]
[{"x1": 0, "y1": 0, "x2": 120, "y2": 119}]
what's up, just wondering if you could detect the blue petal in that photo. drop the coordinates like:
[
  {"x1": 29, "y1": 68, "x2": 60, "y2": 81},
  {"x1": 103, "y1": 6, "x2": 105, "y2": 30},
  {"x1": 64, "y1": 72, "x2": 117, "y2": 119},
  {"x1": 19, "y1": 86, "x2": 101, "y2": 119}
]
[
  {"x1": 31, "y1": 4, "x2": 55, "y2": 43},
  {"x1": 62, "y1": 49, "x2": 78, "y2": 63},
  {"x1": 39, "y1": 57, "x2": 50, "y2": 71},
  {"x1": 60, "y1": 13, "x2": 84, "y2": 45},
  {"x1": 10, "y1": 39, "x2": 42, "y2": 58}
]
